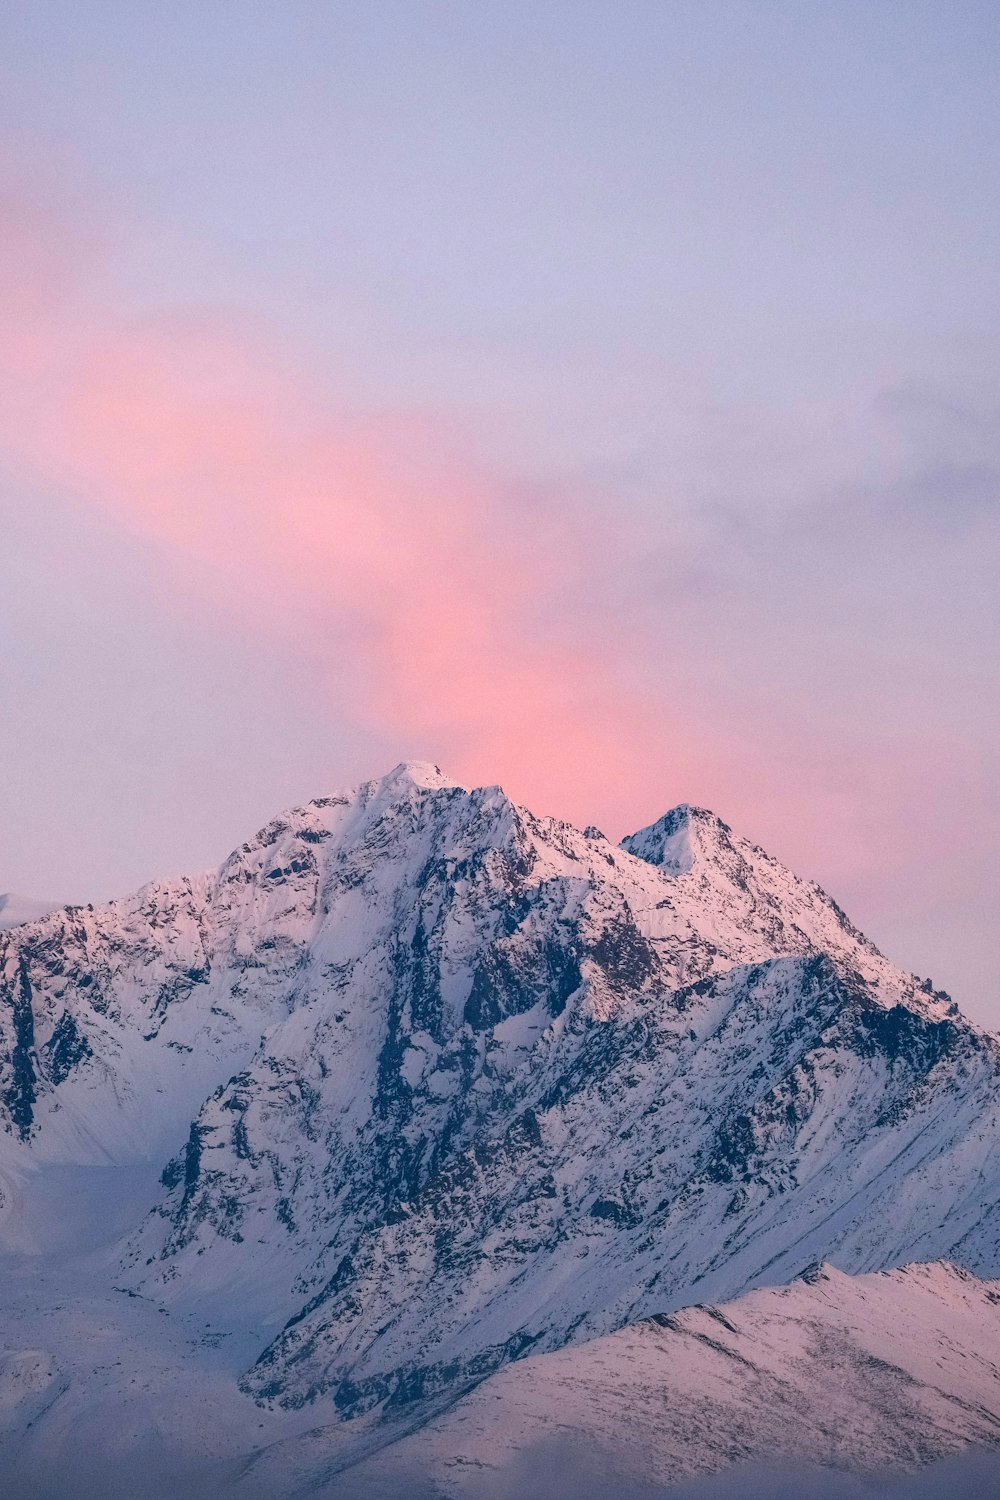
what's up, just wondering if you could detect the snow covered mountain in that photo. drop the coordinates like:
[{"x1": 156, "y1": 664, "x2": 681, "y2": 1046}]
[{"x1": 0, "y1": 762, "x2": 998, "y2": 1494}]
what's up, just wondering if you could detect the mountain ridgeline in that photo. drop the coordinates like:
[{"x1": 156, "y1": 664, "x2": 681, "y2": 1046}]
[{"x1": 0, "y1": 762, "x2": 996, "y2": 1421}]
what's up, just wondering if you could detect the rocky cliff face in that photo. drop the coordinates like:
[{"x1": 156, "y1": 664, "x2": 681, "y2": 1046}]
[{"x1": 0, "y1": 762, "x2": 995, "y2": 1423}]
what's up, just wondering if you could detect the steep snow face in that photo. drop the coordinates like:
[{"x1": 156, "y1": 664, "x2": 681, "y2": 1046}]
[
  {"x1": 0, "y1": 853, "x2": 312, "y2": 1170},
  {"x1": 119, "y1": 768, "x2": 672, "y2": 1324},
  {"x1": 0, "y1": 763, "x2": 993, "y2": 1422},
  {"x1": 302, "y1": 1261, "x2": 1000, "y2": 1497},
  {"x1": 0, "y1": 765, "x2": 483, "y2": 1169}
]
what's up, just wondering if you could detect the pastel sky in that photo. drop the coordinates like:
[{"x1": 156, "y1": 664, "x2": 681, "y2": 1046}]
[{"x1": 1, "y1": 3, "x2": 997, "y2": 1021}]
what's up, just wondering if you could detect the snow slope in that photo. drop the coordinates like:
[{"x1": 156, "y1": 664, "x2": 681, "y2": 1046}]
[
  {"x1": 258, "y1": 1260, "x2": 1000, "y2": 1496},
  {"x1": 3, "y1": 1245, "x2": 998, "y2": 1499}
]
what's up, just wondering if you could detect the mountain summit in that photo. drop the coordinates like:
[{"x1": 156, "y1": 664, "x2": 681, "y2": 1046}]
[
  {"x1": 0, "y1": 765, "x2": 996, "y2": 1490},
  {"x1": 622, "y1": 801, "x2": 728, "y2": 872}
]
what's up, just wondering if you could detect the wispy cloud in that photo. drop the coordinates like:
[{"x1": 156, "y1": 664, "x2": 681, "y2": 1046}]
[
  {"x1": 0, "y1": 171, "x2": 712, "y2": 832},
  {"x1": 2, "y1": 163, "x2": 998, "y2": 1023}
]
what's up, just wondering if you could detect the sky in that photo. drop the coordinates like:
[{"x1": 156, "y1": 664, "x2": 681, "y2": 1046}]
[{"x1": 0, "y1": 2, "x2": 997, "y2": 1022}]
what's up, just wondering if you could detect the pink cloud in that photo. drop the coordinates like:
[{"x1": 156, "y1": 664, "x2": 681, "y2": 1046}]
[
  {"x1": 0, "y1": 178, "x2": 717, "y2": 834},
  {"x1": 0, "y1": 167, "x2": 979, "y2": 940}
]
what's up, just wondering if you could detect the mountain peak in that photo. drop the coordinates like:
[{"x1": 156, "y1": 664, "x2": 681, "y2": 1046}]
[
  {"x1": 621, "y1": 802, "x2": 732, "y2": 875},
  {"x1": 374, "y1": 761, "x2": 461, "y2": 794}
]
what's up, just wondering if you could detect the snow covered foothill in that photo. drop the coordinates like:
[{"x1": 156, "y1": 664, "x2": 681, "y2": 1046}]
[{"x1": 262, "y1": 1260, "x2": 1000, "y2": 1497}]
